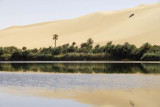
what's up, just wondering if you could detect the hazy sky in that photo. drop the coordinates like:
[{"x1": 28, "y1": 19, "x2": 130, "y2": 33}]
[{"x1": 0, "y1": 0, "x2": 159, "y2": 29}]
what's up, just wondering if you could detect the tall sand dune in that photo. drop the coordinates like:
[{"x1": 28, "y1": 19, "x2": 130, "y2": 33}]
[{"x1": 0, "y1": 3, "x2": 160, "y2": 48}]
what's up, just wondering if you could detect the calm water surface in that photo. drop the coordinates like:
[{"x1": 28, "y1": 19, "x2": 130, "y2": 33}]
[{"x1": 0, "y1": 63, "x2": 160, "y2": 107}]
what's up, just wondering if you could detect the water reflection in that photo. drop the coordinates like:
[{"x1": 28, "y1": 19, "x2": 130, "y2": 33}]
[
  {"x1": 0, "y1": 63, "x2": 160, "y2": 107},
  {"x1": 0, "y1": 87, "x2": 160, "y2": 107},
  {"x1": 0, "y1": 63, "x2": 160, "y2": 73},
  {"x1": 0, "y1": 93, "x2": 90, "y2": 107},
  {"x1": 0, "y1": 73, "x2": 160, "y2": 90}
]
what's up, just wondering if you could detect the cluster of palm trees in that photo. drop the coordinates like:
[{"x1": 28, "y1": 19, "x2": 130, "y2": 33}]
[
  {"x1": 52, "y1": 34, "x2": 93, "y2": 48},
  {"x1": 0, "y1": 34, "x2": 159, "y2": 61}
]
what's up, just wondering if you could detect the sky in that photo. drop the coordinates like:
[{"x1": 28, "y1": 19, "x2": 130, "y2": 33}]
[{"x1": 0, "y1": 0, "x2": 159, "y2": 29}]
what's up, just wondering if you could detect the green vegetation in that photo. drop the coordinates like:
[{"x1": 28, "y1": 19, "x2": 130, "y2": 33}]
[{"x1": 0, "y1": 38, "x2": 160, "y2": 61}]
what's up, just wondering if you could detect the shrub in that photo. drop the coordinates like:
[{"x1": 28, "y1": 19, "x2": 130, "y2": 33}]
[{"x1": 141, "y1": 53, "x2": 160, "y2": 61}]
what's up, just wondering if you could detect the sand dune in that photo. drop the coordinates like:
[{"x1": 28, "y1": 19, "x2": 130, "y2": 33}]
[{"x1": 0, "y1": 3, "x2": 160, "y2": 48}]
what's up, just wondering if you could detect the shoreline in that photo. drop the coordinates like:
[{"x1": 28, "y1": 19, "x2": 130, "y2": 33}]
[
  {"x1": 0, "y1": 61, "x2": 160, "y2": 63},
  {"x1": 1, "y1": 71, "x2": 160, "y2": 75}
]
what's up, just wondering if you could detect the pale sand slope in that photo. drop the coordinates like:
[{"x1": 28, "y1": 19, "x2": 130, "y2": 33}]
[{"x1": 0, "y1": 3, "x2": 160, "y2": 48}]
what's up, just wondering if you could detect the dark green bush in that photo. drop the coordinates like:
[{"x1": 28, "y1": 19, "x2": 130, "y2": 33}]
[{"x1": 141, "y1": 53, "x2": 160, "y2": 61}]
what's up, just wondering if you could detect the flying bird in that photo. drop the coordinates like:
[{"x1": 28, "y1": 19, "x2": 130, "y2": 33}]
[{"x1": 129, "y1": 14, "x2": 134, "y2": 18}]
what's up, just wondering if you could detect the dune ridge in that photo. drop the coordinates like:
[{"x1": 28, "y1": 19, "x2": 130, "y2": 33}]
[{"x1": 0, "y1": 3, "x2": 160, "y2": 48}]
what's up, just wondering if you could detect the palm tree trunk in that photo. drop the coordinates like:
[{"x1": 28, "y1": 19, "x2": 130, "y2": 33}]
[{"x1": 55, "y1": 39, "x2": 56, "y2": 48}]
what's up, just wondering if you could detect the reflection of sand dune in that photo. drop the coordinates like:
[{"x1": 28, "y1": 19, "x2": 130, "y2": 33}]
[
  {"x1": 0, "y1": 3, "x2": 160, "y2": 48},
  {"x1": 0, "y1": 87, "x2": 160, "y2": 107}
]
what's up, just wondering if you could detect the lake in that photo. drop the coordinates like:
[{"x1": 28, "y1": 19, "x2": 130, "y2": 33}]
[{"x1": 0, "y1": 63, "x2": 160, "y2": 107}]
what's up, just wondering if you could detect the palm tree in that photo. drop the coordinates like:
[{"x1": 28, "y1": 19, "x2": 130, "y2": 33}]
[
  {"x1": 72, "y1": 42, "x2": 76, "y2": 46},
  {"x1": 81, "y1": 43, "x2": 87, "y2": 48},
  {"x1": 106, "y1": 41, "x2": 112, "y2": 46},
  {"x1": 53, "y1": 34, "x2": 59, "y2": 48},
  {"x1": 95, "y1": 44, "x2": 100, "y2": 48},
  {"x1": 87, "y1": 38, "x2": 94, "y2": 46},
  {"x1": 22, "y1": 46, "x2": 27, "y2": 51}
]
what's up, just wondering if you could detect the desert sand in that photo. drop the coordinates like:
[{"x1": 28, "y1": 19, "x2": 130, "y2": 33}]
[{"x1": 0, "y1": 3, "x2": 160, "y2": 48}]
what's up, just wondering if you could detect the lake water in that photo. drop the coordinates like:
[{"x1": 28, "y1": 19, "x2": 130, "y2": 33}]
[{"x1": 0, "y1": 63, "x2": 160, "y2": 107}]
